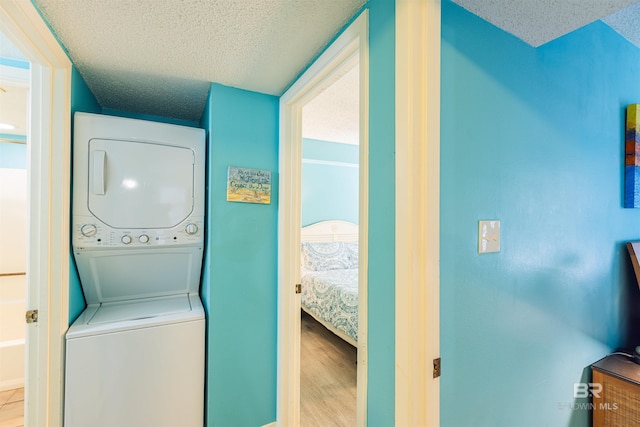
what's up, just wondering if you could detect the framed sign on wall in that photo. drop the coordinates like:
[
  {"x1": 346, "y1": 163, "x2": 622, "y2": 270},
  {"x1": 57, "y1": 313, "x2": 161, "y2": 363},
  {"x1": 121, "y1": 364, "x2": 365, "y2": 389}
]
[{"x1": 226, "y1": 166, "x2": 271, "y2": 205}]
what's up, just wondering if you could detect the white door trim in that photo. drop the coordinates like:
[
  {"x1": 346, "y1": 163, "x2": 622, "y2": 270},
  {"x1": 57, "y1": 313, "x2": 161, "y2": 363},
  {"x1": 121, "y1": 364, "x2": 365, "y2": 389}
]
[
  {"x1": 0, "y1": 2, "x2": 72, "y2": 426},
  {"x1": 395, "y1": 0, "x2": 441, "y2": 425},
  {"x1": 277, "y1": 11, "x2": 369, "y2": 426}
]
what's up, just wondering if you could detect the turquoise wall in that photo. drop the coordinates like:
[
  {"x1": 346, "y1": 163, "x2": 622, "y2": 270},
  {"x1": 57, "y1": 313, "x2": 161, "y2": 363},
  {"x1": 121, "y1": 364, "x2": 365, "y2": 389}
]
[
  {"x1": 302, "y1": 138, "x2": 359, "y2": 226},
  {"x1": 197, "y1": 4, "x2": 397, "y2": 423},
  {"x1": 441, "y1": 1, "x2": 640, "y2": 425},
  {"x1": 0, "y1": 134, "x2": 26, "y2": 144},
  {"x1": 367, "y1": 0, "x2": 396, "y2": 425},
  {"x1": 0, "y1": 58, "x2": 29, "y2": 69},
  {"x1": 0, "y1": 142, "x2": 26, "y2": 168},
  {"x1": 69, "y1": 66, "x2": 101, "y2": 323},
  {"x1": 201, "y1": 83, "x2": 278, "y2": 426}
]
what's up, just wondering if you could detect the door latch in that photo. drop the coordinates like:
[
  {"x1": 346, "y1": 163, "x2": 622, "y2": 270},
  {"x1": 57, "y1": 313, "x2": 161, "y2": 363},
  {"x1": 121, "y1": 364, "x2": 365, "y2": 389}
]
[
  {"x1": 433, "y1": 357, "x2": 441, "y2": 378},
  {"x1": 295, "y1": 284, "x2": 302, "y2": 294},
  {"x1": 25, "y1": 309, "x2": 39, "y2": 324}
]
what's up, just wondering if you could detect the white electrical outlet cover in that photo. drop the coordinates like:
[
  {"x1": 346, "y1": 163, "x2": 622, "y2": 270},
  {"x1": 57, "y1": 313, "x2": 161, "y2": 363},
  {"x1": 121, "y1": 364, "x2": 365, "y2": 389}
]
[{"x1": 479, "y1": 220, "x2": 500, "y2": 253}]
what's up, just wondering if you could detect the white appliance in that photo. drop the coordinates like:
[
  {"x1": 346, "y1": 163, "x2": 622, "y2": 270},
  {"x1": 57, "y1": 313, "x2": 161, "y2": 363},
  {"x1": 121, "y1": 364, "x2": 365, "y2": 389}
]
[{"x1": 65, "y1": 112, "x2": 206, "y2": 427}]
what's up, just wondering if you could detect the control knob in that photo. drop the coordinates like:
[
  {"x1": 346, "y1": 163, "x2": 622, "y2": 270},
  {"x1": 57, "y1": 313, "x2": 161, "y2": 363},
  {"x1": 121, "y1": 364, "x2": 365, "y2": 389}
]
[
  {"x1": 121, "y1": 235, "x2": 132, "y2": 245},
  {"x1": 80, "y1": 224, "x2": 97, "y2": 237},
  {"x1": 139, "y1": 234, "x2": 149, "y2": 244},
  {"x1": 185, "y1": 223, "x2": 198, "y2": 235}
]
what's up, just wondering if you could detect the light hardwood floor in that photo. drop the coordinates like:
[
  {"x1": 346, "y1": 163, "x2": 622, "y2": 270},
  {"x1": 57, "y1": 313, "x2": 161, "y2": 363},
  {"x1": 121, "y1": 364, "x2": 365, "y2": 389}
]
[
  {"x1": 300, "y1": 311, "x2": 357, "y2": 427},
  {"x1": 0, "y1": 388, "x2": 23, "y2": 427}
]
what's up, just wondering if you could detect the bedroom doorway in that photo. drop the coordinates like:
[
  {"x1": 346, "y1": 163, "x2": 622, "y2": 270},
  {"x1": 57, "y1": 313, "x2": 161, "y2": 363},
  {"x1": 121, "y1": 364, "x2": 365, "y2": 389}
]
[
  {"x1": 299, "y1": 54, "x2": 360, "y2": 426},
  {"x1": 277, "y1": 11, "x2": 368, "y2": 427}
]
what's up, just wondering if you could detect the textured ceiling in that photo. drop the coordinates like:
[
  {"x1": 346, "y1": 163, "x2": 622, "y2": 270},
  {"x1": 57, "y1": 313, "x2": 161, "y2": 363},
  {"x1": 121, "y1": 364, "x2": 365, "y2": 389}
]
[
  {"x1": 452, "y1": 0, "x2": 640, "y2": 47},
  {"x1": 5, "y1": 1, "x2": 640, "y2": 140},
  {"x1": 603, "y1": 1, "x2": 640, "y2": 46},
  {"x1": 303, "y1": 62, "x2": 359, "y2": 145},
  {"x1": 33, "y1": 0, "x2": 366, "y2": 122}
]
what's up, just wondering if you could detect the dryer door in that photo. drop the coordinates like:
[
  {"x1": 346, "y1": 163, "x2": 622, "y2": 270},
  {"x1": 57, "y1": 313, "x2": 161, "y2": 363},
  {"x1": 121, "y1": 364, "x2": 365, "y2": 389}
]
[{"x1": 88, "y1": 139, "x2": 194, "y2": 229}]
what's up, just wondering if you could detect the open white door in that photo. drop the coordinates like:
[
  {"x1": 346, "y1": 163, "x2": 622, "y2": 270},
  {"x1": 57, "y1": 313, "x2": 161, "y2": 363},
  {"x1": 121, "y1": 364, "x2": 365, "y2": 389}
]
[
  {"x1": 277, "y1": 11, "x2": 369, "y2": 426},
  {"x1": 0, "y1": 2, "x2": 72, "y2": 426}
]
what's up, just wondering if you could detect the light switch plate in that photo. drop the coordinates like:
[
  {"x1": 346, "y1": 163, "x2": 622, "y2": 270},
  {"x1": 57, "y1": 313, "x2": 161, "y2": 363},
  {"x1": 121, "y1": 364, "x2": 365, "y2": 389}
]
[{"x1": 479, "y1": 220, "x2": 500, "y2": 253}]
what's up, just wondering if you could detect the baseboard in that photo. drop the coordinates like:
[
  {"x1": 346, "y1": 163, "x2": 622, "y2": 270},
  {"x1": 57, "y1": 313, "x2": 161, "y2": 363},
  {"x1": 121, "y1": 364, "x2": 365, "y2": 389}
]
[{"x1": 0, "y1": 377, "x2": 25, "y2": 392}]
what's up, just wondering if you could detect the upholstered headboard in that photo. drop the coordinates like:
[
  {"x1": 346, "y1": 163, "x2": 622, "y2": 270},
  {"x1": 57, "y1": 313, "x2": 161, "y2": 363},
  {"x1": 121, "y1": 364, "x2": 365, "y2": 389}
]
[{"x1": 301, "y1": 220, "x2": 358, "y2": 242}]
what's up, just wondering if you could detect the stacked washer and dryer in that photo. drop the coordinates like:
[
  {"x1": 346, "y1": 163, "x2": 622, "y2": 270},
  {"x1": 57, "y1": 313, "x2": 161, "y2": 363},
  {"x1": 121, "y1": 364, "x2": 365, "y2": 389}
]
[{"x1": 65, "y1": 113, "x2": 206, "y2": 427}]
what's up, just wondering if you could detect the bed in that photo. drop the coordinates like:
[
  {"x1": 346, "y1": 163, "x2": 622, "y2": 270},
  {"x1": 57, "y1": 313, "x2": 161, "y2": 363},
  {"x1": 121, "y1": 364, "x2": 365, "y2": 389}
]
[{"x1": 300, "y1": 220, "x2": 358, "y2": 347}]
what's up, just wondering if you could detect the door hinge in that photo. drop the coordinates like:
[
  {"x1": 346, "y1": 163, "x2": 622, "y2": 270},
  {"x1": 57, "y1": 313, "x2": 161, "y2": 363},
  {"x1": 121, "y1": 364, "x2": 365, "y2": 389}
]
[
  {"x1": 295, "y1": 283, "x2": 302, "y2": 294},
  {"x1": 433, "y1": 357, "x2": 441, "y2": 378},
  {"x1": 25, "y1": 309, "x2": 38, "y2": 324}
]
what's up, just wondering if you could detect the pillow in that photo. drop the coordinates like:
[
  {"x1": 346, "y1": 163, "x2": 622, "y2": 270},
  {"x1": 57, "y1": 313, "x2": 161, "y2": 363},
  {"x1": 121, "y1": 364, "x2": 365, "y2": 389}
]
[{"x1": 301, "y1": 241, "x2": 358, "y2": 271}]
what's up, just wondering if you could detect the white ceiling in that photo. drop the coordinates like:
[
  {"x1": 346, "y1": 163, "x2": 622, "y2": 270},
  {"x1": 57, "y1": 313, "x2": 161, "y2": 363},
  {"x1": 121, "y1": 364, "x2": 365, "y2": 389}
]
[
  {"x1": 452, "y1": 0, "x2": 640, "y2": 47},
  {"x1": 603, "y1": 1, "x2": 640, "y2": 46},
  {"x1": 32, "y1": 0, "x2": 366, "y2": 123},
  {"x1": 3, "y1": 1, "x2": 640, "y2": 144},
  {"x1": 303, "y1": 62, "x2": 359, "y2": 145}
]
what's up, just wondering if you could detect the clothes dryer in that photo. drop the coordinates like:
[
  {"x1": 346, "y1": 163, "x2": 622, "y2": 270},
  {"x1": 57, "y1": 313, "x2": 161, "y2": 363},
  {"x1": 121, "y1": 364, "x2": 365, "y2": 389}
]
[{"x1": 65, "y1": 113, "x2": 206, "y2": 427}]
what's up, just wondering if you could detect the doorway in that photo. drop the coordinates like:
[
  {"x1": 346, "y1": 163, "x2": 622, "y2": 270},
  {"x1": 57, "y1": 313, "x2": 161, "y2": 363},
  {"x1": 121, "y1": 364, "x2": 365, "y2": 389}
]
[
  {"x1": 0, "y1": 34, "x2": 29, "y2": 425},
  {"x1": 277, "y1": 11, "x2": 369, "y2": 426},
  {"x1": 299, "y1": 59, "x2": 360, "y2": 425},
  {"x1": 0, "y1": 1, "x2": 72, "y2": 425}
]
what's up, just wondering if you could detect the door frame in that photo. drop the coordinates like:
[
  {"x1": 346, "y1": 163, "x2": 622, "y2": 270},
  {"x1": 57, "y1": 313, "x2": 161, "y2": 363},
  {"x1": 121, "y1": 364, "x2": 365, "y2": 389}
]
[
  {"x1": 277, "y1": 10, "x2": 369, "y2": 426},
  {"x1": 0, "y1": 1, "x2": 72, "y2": 425},
  {"x1": 394, "y1": 0, "x2": 440, "y2": 425}
]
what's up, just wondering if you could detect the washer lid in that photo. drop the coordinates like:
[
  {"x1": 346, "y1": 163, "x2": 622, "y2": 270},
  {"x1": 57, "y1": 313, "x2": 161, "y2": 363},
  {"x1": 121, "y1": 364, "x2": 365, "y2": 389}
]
[
  {"x1": 88, "y1": 295, "x2": 192, "y2": 325},
  {"x1": 74, "y1": 246, "x2": 203, "y2": 305},
  {"x1": 88, "y1": 138, "x2": 195, "y2": 229},
  {"x1": 66, "y1": 295, "x2": 205, "y2": 339}
]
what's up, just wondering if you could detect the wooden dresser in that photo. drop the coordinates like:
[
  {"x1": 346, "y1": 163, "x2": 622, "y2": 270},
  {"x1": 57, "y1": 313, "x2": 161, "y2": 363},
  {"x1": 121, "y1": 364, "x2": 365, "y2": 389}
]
[{"x1": 592, "y1": 354, "x2": 640, "y2": 426}]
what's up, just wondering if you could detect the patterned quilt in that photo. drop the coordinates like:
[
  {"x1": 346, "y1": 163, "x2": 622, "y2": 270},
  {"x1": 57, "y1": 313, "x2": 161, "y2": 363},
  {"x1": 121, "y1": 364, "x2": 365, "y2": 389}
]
[{"x1": 301, "y1": 268, "x2": 358, "y2": 343}]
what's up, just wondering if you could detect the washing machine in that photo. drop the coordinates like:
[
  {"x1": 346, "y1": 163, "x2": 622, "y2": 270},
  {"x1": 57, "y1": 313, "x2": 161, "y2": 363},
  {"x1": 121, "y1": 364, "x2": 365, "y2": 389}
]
[{"x1": 64, "y1": 113, "x2": 206, "y2": 427}]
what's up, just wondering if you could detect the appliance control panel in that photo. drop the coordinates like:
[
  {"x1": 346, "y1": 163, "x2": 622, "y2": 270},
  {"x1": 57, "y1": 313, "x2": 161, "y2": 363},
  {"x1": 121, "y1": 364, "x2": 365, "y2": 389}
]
[{"x1": 72, "y1": 216, "x2": 204, "y2": 249}]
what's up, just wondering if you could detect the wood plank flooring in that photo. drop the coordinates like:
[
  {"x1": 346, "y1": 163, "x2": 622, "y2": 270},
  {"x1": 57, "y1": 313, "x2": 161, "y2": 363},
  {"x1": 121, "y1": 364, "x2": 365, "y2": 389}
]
[
  {"x1": 300, "y1": 311, "x2": 357, "y2": 427},
  {"x1": 0, "y1": 388, "x2": 24, "y2": 427}
]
